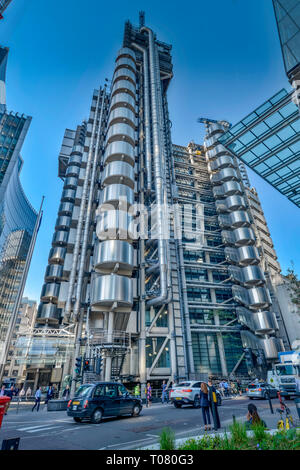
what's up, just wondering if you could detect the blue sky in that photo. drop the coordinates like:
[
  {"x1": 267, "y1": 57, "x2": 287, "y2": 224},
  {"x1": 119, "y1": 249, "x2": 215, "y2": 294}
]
[{"x1": 0, "y1": 0, "x2": 299, "y2": 301}]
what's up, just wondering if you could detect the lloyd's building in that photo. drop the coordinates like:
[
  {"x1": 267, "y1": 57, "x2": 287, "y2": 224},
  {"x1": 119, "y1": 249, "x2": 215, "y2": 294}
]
[{"x1": 29, "y1": 16, "x2": 289, "y2": 391}]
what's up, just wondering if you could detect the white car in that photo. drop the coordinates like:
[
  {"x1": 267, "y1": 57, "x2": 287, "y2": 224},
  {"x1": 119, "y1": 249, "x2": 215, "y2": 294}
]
[{"x1": 170, "y1": 381, "x2": 222, "y2": 408}]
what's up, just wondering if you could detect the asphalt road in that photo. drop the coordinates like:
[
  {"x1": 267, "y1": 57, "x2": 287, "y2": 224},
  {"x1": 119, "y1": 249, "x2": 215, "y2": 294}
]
[{"x1": 0, "y1": 396, "x2": 296, "y2": 450}]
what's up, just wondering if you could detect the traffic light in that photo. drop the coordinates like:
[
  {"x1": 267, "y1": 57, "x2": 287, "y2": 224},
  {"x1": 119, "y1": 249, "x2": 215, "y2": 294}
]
[
  {"x1": 83, "y1": 359, "x2": 90, "y2": 372},
  {"x1": 95, "y1": 356, "x2": 103, "y2": 376},
  {"x1": 75, "y1": 357, "x2": 82, "y2": 375}
]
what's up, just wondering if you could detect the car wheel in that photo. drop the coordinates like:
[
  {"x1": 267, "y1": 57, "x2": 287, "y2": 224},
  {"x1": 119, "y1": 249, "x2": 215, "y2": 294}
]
[
  {"x1": 91, "y1": 408, "x2": 103, "y2": 424},
  {"x1": 174, "y1": 402, "x2": 182, "y2": 408},
  {"x1": 73, "y1": 417, "x2": 82, "y2": 423},
  {"x1": 193, "y1": 395, "x2": 200, "y2": 408},
  {"x1": 132, "y1": 404, "x2": 141, "y2": 417}
]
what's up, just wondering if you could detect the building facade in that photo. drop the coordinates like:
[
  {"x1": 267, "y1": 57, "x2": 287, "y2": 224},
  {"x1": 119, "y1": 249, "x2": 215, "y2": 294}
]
[
  {"x1": 2, "y1": 297, "x2": 36, "y2": 384},
  {"x1": 33, "y1": 18, "x2": 288, "y2": 391},
  {"x1": 0, "y1": 47, "x2": 39, "y2": 380}
]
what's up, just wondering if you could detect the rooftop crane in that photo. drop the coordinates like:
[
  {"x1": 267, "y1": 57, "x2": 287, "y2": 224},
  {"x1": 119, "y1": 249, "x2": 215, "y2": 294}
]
[
  {"x1": 0, "y1": 0, "x2": 12, "y2": 20},
  {"x1": 198, "y1": 117, "x2": 232, "y2": 128}
]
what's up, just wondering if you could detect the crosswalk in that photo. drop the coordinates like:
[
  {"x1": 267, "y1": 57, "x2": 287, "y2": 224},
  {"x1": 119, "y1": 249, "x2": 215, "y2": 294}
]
[{"x1": 17, "y1": 424, "x2": 64, "y2": 433}]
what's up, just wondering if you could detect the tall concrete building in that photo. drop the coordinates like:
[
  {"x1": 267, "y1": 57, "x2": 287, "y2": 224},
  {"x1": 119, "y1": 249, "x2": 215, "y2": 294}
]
[{"x1": 34, "y1": 17, "x2": 288, "y2": 390}]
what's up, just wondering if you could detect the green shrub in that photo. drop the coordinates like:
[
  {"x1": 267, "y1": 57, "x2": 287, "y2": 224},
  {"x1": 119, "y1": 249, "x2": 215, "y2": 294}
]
[
  {"x1": 159, "y1": 427, "x2": 175, "y2": 450},
  {"x1": 228, "y1": 421, "x2": 248, "y2": 448}
]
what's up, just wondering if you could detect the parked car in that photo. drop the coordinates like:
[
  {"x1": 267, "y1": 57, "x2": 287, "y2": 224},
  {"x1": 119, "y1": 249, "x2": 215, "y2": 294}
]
[
  {"x1": 67, "y1": 382, "x2": 142, "y2": 424},
  {"x1": 246, "y1": 382, "x2": 278, "y2": 400},
  {"x1": 170, "y1": 381, "x2": 222, "y2": 408}
]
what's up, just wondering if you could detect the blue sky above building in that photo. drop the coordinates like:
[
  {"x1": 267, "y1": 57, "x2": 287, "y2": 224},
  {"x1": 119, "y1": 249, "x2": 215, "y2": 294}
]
[{"x1": 0, "y1": 0, "x2": 299, "y2": 300}]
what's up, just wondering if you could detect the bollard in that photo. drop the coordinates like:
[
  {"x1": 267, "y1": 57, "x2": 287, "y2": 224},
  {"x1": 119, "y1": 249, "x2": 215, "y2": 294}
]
[
  {"x1": 295, "y1": 398, "x2": 300, "y2": 420},
  {"x1": 232, "y1": 414, "x2": 236, "y2": 424},
  {"x1": 266, "y1": 391, "x2": 274, "y2": 414}
]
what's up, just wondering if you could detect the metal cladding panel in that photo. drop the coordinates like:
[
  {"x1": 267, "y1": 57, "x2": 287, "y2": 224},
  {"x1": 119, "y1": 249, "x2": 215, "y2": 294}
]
[
  {"x1": 55, "y1": 216, "x2": 71, "y2": 231},
  {"x1": 113, "y1": 67, "x2": 136, "y2": 83},
  {"x1": 104, "y1": 141, "x2": 135, "y2": 166},
  {"x1": 108, "y1": 107, "x2": 136, "y2": 128},
  {"x1": 91, "y1": 274, "x2": 133, "y2": 311},
  {"x1": 207, "y1": 123, "x2": 225, "y2": 137},
  {"x1": 94, "y1": 239, "x2": 134, "y2": 274},
  {"x1": 101, "y1": 183, "x2": 134, "y2": 208},
  {"x1": 252, "y1": 310, "x2": 279, "y2": 334},
  {"x1": 228, "y1": 265, "x2": 244, "y2": 283},
  {"x1": 36, "y1": 303, "x2": 59, "y2": 324},
  {"x1": 61, "y1": 189, "x2": 76, "y2": 203},
  {"x1": 52, "y1": 230, "x2": 68, "y2": 246},
  {"x1": 41, "y1": 283, "x2": 60, "y2": 302},
  {"x1": 68, "y1": 154, "x2": 82, "y2": 166},
  {"x1": 64, "y1": 177, "x2": 78, "y2": 190},
  {"x1": 110, "y1": 92, "x2": 136, "y2": 112},
  {"x1": 213, "y1": 181, "x2": 243, "y2": 199},
  {"x1": 237, "y1": 246, "x2": 260, "y2": 266},
  {"x1": 226, "y1": 195, "x2": 247, "y2": 211},
  {"x1": 45, "y1": 264, "x2": 63, "y2": 281},
  {"x1": 96, "y1": 210, "x2": 135, "y2": 241},
  {"x1": 210, "y1": 155, "x2": 236, "y2": 171},
  {"x1": 261, "y1": 337, "x2": 284, "y2": 360},
  {"x1": 102, "y1": 161, "x2": 135, "y2": 188},
  {"x1": 66, "y1": 165, "x2": 80, "y2": 178},
  {"x1": 211, "y1": 168, "x2": 239, "y2": 185},
  {"x1": 207, "y1": 144, "x2": 231, "y2": 159},
  {"x1": 230, "y1": 210, "x2": 251, "y2": 228},
  {"x1": 111, "y1": 79, "x2": 136, "y2": 97},
  {"x1": 232, "y1": 227, "x2": 256, "y2": 246},
  {"x1": 116, "y1": 47, "x2": 136, "y2": 62},
  {"x1": 106, "y1": 123, "x2": 135, "y2": 146},
  {"x1": 58, "y1": 202, "x2": 73, "y2": 216},
  {"x1": 115, "y1": 57, "x2": 136, "y2": 71},
  {"x1": 48, "y1": 247, "x2": 66, "y2": 265},
  {"x1": 242, "y1": 265, "x2": 265, "y2": 286},
  {"x1": 205, "y1": 132, "x2": 224, "y2": 149},
  {"x1": 248, "y1": 287, "x2": 272, "y2": 309}
]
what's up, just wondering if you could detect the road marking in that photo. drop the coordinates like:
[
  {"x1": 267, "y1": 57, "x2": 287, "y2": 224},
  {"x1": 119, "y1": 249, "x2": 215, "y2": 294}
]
[
  {"x1": 146, "y1": 434, "x2": 158, "y2": 437},
  {"x1": 100, "y1": 437, "x2": 154, "y2": 450},
  {"x1": 17, "y1": 424, "x2": 61, "y2": 432},
  {"x1": 27, "y1": 426, "x2": 62, "y2": 433}
]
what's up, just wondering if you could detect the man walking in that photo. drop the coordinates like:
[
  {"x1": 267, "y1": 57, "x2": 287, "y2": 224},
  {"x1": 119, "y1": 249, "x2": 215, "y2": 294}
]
[
  {"x1": 161, "y1": 380, "x2": 168, "y2": 404},
  {"x1": 208, "y1": 379, "x2": 221, "y2": 430},
  {"x1": 32, "y1": 387, "x2": 42, "y2": 412},
  {"x1": 134, "y1": 383, "x2": 140, "y2": 399},
  {"x1": 223, "y1": 380, "x2": 229, "y2": 397},
  {"x1": 45, "y1": 385, "x2": 54, "y2": 405}
]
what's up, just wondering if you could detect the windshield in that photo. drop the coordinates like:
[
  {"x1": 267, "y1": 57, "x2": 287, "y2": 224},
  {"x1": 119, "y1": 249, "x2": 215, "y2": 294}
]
[
  {"x1": 176, "y1": 382, "x2": 191, "y2": 387},
  {"x1": 75, "y1": 385, "x2": 93, "y2": 397},
  {"x1": 276, "y1": 365, "x2": 297, "y2": 376}
]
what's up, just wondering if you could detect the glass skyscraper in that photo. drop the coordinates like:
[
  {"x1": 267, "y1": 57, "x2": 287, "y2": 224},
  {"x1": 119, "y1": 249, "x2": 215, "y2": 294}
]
[
  {"x1": 0, "y1": 46, "x2": 38, "y2": 377},
  {"x1": 273, "y1": 0, "x2": 300, "y2": 82}
]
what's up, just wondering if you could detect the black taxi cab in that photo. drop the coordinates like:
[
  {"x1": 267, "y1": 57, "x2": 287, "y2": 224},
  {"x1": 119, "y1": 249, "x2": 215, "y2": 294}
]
[{"x1": 67, "y1": 382, "x2": 142, "y2": 424}]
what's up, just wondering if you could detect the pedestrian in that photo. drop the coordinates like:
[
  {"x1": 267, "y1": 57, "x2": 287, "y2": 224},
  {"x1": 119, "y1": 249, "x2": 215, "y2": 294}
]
[
  {"x1": 19, "y1": 387, "x2": 25, "y2": 401},
  {"x1": 5, "y1": 386, "x2": 15, "y2": 400},
  {"x1": 236, "y1": 379, "x2": 242, "y2": 396},
  {"x1": 218, "y1": 381, "x2": 225, "y2": 397},
  {"x1": 0, "y1": 385, "x2": 5, "y2": 396},
  {"x1": 32, "y1": 387, "x2": 42, "y2": 412},
  {"x1": 161, "y1": 380, "x2": 168, "y2": 404},
  {"x1": 45, "y1": 385, "x2": 54, "y2": 405},
  {"x1": 245, "y1": 404, "x2": 267, "y2": 429},
  {"x1": 134, "y1": 383, "x2": 140, "y2": 399},
  {"x1": 146, "y1": 382, "x2": 152, "y2": 408},
  {"x1": 200, "y1": 382, "x2": 212, "y2": 431},
  {"x1": 223, "y1": 380, "x2": 229, "y2": 397},
  {"x1": 26, "y1": 386, "x2": 32, "y2": 401},
  {"x1": 207, "y1": 378, "x2": 221, "y2": 430},
  {"x1": 62, "y1": 385, "x2": 70, "y2": 400}
]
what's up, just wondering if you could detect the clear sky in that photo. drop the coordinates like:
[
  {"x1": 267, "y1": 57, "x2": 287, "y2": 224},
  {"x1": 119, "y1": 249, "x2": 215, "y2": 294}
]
[{"x1": 0, "y1": 0, "x2": 299, "y2": 301}]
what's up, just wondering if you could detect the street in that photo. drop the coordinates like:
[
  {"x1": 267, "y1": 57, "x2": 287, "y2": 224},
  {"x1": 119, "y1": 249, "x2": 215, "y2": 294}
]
[{"x1": 1, "y1": 396, "x2": 297, "y2": 450}]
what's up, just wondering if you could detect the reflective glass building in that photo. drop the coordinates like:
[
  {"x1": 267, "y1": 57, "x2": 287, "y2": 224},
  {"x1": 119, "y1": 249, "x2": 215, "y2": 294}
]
[
  {"x1": 273, "y1": 0, "x2": 300, "y2": 82},
  {"x1": 0, "y1": 46, "x2": 38, "y2": 371}
]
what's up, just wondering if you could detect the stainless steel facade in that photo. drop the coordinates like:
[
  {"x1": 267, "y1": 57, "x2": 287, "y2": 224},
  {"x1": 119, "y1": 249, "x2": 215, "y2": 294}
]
[{"x1": 35, "y1": 18, "x2": 289, "y2": 388}]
